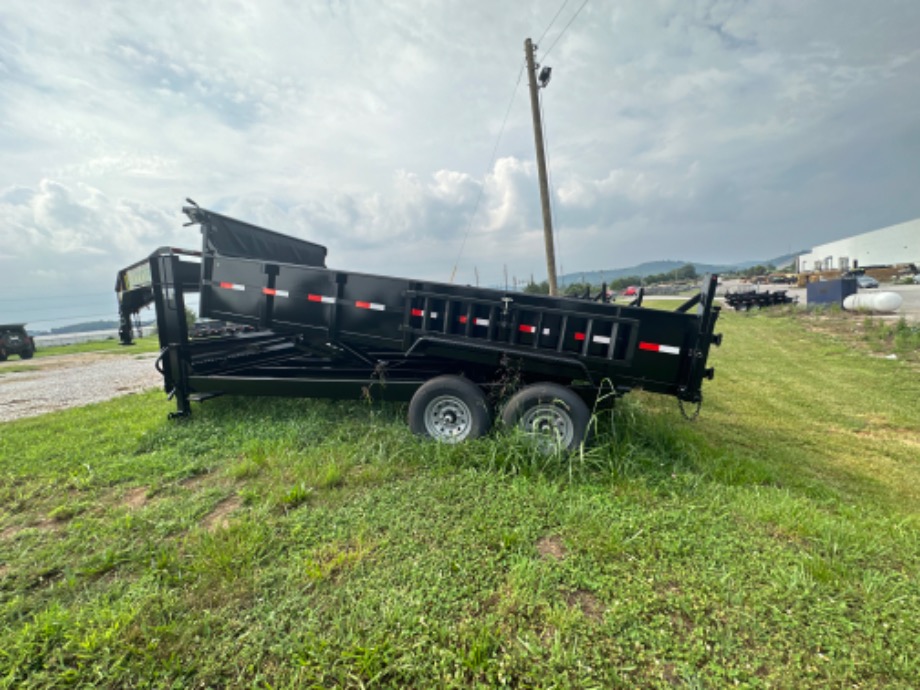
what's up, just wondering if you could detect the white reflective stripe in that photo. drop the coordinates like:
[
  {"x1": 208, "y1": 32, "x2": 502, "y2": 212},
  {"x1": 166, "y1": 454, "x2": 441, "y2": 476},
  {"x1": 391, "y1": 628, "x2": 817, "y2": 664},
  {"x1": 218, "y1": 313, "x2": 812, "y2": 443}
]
[
  {"x1": 321, "y1": 296, "x2": 335, "y2": 304},
  {"x1": 369, "y1": 302, "x2": 385, "y2": 311},
  {"x1": 474, "y1": 318, "x2": 489, "y2": 327},
  {"x1": 659, "y1": 345, "x2": 680, "y2": 355},
  {"x1": 276, "y1": 289, "x2": 289, "y2": 298},
  {"x1": 593, "y1": 335, "x2": 611, "y2": 345},
  {"x1": 430, "y1": 312, "x2": 439, "y2": 319},
  {"x1": 542, "y1": 328, "x2": 551, "y2": 336}
]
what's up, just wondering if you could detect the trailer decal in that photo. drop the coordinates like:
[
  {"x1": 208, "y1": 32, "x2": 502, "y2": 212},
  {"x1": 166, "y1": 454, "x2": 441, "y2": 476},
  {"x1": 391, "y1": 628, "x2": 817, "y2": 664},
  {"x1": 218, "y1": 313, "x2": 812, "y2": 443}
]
[
  {"x1": 639, "y1": 342, "x2": 680, "y2": 355},
  {"x1": 458, "y1": 316, "x2": 490, "y2": 327},
  {"x1": 519, "y1": 325, "x2": 551, "y2": 335},
  {"x1": 356, "y1": 301, "x2": 386, "y2": 311},
  {"x1": 262, "y1": 288, "x2": 290, "y2": 298},
  {"x1": 307, "y1": 294, "x2": 336, "y2": 304},
  {"x1": 219, "y1": 282, "x2": 246, "y2": 291}
]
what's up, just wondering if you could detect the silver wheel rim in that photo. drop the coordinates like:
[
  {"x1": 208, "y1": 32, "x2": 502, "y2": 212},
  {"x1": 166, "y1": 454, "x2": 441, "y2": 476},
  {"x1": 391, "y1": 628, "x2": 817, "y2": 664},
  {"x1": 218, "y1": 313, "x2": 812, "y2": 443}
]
[
  {"x1": 520, "y1": 403, "x2": 574, "y2": 451},
  {"x1": 424, "y1": 395, "x2": 474, "y2": 443}
]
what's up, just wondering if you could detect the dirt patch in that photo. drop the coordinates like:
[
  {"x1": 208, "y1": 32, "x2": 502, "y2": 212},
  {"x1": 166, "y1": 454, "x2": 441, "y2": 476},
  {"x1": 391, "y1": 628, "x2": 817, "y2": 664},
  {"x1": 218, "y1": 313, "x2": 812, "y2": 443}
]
[
  {"x1": 201, "y1": 495, "x2": 242, "y2": 532},
  {"x1": 0, "y1": 525, "x2": 21, "y2": 541},
  {"x1": 564, "y1": 588, "x2": 604, "y2": 622},
  {"x1": 33, "y1": 518, "x2": 64, "y2": 534},
  {"x1": 536, "y1": 535, "x2": 567, "y2": 561},
  {"x1": 0, "y1": 563, "x2": 10, "y2": 578},
  {"x1": 122, "y1": 487, "x2": 149, "y2": 510},
  {"x1": 181, "y1": 472, "x2": 214, "y2": 491}
]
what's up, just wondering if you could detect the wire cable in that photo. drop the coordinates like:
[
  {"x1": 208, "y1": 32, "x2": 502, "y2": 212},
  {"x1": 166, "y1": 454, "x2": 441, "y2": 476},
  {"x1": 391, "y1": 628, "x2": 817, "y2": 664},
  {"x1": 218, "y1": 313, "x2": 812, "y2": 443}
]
[
  {"x1": 449, "y1": 64, "x2": 526, "y2": 283},
  {"x1": 536, "y1": 0, "x2": 571, "y2": 47},
  {"x1": 542, "y1": 0, "x2": 590, "y2": 60}
]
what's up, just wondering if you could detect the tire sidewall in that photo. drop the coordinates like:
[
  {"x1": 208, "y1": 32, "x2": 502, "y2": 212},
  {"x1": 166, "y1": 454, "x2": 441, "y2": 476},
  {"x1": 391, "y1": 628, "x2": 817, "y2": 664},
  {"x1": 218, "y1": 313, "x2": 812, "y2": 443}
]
[
  {"x1": 501, "y1": 383, "x2": 591, "y2": 452},
  {"x1": 408, "y1": 375, "x2": 492, "y2": 443}
]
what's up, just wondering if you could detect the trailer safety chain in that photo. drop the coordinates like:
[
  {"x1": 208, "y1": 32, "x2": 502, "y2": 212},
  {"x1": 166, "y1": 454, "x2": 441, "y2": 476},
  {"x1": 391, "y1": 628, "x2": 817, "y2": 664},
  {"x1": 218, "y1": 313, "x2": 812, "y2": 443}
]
[{"x1": 678, "y1": 397, "x2": 702, "y2": 421}]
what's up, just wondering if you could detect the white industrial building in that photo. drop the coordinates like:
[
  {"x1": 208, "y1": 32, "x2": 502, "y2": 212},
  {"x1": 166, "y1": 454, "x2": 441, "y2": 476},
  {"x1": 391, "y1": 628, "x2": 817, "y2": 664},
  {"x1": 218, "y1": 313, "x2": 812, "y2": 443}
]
[{"x1": 797, "y1": 217, "x2": 919, "y2": 272}]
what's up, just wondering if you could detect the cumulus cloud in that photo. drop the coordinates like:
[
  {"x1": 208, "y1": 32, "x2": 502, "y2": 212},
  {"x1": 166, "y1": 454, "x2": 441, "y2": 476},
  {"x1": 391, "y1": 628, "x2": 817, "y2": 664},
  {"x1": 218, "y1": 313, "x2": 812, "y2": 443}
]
[{"x1": 1, "y1": 0, "x2": 919, "y2": 323}]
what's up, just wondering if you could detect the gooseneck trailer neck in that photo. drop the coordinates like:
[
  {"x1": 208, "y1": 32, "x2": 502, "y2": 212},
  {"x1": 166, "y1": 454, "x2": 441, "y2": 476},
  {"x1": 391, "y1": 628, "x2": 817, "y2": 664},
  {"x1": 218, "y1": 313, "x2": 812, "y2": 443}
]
[{"x1": 116, "y1": 204, "x2": 722, "y2": 449}]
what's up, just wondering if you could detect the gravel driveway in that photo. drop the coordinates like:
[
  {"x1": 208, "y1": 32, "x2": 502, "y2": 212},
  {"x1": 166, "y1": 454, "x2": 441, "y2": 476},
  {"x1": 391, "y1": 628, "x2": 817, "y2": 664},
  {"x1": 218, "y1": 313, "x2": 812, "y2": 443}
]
[{"x1": 0, "y1": 353, "x2": 162, "y2": 423}]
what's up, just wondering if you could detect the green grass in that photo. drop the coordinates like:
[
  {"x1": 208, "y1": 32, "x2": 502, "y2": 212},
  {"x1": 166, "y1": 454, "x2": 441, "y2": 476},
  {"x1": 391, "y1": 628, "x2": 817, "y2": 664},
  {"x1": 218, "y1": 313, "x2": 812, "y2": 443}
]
[
  {"x1": 1, "y1": 312, "x2": 918, "y2": 688},
  {"x1": 31, "y1": 335, "x2": 161, "y2": 358}
]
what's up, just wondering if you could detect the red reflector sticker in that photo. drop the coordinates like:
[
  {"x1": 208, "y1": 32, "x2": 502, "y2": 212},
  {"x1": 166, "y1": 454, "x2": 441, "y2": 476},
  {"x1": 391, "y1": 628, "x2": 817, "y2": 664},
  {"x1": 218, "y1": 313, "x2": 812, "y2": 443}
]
[
  {"x1": 574, "y1": 332, "x2": 586, "y2": 341},
  {"x1": 355, "y1": 301, "x2": 385, "y2": 311},
  {"x1": 519, "y1": 324, "x2": 536, "y2": 334},
  {"x1": 411, "y1": 308, "x2": 424, "y2": 317},
  {"x1": 459, "y1": 316, "x2": 468, "y2": 324},
  {"x1": 639, "y1": 342, "x2": 680, "y2": 355}
]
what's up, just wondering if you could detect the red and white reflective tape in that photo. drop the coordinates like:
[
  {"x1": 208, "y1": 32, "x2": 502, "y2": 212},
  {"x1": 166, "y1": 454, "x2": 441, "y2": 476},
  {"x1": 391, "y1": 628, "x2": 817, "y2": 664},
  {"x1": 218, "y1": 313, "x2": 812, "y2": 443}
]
[
  {"x1": 411, "y1": 309, "x2": 440, "y2": 319},
  {"x1": 639, "y1": 341, "x2": 680, "y2": 355},
  {"x1": 218, "y1": 281, "x2": 246, "y2": 291},
  {"x1": 458, "y1": 316, "x2": 490, "y2": 327},
  {"x1": 518, "y1": 324, "x2": 552, "y2": 335},
  {"x1": 355, "y1": 300, "x2": 386, "y2": 312},
  {"x1": 307, "y1": 294, "x2": 336, "y2": 304},
  {"x1": 574, "y1": 332, "x2": 618, "y2": 346},
  {"x1": 262, "y1": 288, "x2": 290, "y2": 298}
]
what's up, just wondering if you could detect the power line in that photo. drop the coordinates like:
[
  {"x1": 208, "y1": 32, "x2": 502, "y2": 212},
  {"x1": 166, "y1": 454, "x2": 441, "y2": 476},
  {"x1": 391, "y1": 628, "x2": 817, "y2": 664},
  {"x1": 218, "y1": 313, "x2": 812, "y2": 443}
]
[
  {"x1": 542, "y1": 0, "x2": 590, "y2": 60},
  {"x1": 449, "y1": 64, "x2": 526, "y2": 284},
  {"x1": 536, "y1": 0, "x2": 571, "y2": 47}
]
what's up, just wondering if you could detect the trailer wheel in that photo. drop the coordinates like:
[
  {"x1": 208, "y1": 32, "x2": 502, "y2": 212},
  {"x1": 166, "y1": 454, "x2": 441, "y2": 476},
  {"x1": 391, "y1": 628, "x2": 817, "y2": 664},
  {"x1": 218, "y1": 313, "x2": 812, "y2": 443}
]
[
  {"x1": 408, "y1": 376, "x2": 492, "y2": 444},
  {"x1": 501, "y1": 383, "x2": 591, "y2": 453}
]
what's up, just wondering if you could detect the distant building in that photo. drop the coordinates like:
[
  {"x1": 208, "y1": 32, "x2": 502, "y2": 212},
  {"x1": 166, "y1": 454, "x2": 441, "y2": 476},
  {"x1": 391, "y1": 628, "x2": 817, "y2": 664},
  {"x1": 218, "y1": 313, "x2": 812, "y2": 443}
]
[{"x1": 797, "y1": 217, "x2": 919, "y2": 272}]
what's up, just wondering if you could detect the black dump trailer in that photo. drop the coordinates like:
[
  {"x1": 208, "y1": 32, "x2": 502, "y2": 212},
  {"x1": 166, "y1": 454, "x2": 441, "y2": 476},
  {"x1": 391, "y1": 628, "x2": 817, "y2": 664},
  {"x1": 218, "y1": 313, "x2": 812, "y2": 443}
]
[{"x1": 116, "y1": 204, "x2": 723, "y2": 449}]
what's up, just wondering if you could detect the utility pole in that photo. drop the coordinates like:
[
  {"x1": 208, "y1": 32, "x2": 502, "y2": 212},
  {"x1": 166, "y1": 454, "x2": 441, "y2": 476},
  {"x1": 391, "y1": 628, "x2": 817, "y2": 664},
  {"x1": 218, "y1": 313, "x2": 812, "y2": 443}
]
[{"x1": 524, "y1": 37, "x2": 558, "y2": 296}]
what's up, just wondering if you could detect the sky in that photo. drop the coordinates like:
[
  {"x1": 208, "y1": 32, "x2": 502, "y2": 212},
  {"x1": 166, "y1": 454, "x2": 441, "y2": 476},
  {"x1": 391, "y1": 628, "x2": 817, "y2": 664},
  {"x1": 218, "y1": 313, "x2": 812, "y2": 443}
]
[{"x1": 1, "y1": 0, "x2": 919, "y2": 329}]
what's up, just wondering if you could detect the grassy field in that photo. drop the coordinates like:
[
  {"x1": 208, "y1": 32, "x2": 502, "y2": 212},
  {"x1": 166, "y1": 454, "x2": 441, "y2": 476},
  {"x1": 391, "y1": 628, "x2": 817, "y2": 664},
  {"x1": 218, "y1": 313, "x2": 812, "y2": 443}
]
[
  {"x1": 0, "y1": 337, "x2": 161, "y2": 377},
  {"x1": 31, "y1": 336, "x2": 162, "y2": 359},
  {"x1": 1, "y1": 310, "x2": 918, "y2": 688}
]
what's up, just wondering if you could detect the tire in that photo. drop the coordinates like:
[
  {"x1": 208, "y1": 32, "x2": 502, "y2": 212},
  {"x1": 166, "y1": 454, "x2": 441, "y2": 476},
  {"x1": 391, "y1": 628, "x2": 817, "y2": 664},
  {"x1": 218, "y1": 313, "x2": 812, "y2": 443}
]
[
  {"x1": 501, "y1": 383, "x2": 591, "y2": 453},
  {"x1": 20, "y1": 349, "x2": 33, "y2": 360},
  {"x1": 408, "y1": 375, "x2": 492, "y2": 444}
]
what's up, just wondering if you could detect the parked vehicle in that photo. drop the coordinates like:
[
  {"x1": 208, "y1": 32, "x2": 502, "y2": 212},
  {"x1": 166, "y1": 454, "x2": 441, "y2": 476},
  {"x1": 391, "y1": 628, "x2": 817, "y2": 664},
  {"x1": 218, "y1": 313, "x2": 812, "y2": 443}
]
[
  {"x1": 115, "y1": 203, "x2": 723, "y2": 450},
  {"x1": 856, "y1": 275, "x2": 879, "y2": 289},
  {"x1": 621, "y1": 286, "x2": 638, "y2": 296},
  {"x1": 0, "y1": 324, "x2": 36, "y2": 361}
]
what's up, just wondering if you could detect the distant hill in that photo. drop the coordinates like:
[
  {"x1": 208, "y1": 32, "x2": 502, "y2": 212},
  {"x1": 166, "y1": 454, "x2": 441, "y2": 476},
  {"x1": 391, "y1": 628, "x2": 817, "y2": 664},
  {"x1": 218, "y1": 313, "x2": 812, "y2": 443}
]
[
  {"x1": 559, "y1": 252, "x2": 803, "y2": 286},
  {"x1": 48, "y1": 320, "x2": 120, "y2": 335}
]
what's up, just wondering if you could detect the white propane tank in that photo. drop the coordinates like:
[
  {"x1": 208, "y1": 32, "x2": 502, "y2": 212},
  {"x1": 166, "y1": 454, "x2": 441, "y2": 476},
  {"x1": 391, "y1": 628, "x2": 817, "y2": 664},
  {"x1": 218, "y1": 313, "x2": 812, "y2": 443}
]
[{"x1": 842, "y1": 292, "x2": 903, "y2": 313}]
